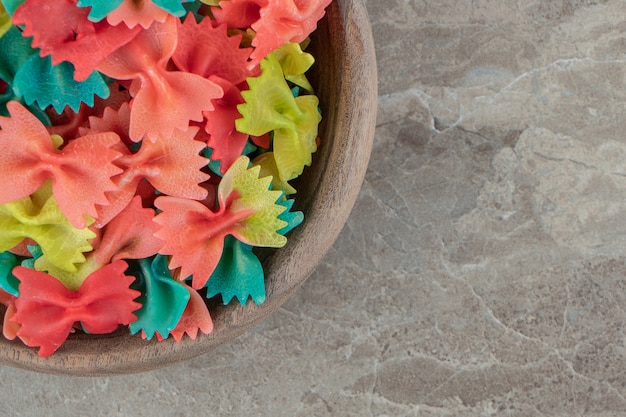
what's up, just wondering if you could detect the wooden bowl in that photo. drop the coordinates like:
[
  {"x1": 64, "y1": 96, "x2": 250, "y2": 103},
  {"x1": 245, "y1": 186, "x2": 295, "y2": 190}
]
[{"x1": 0, "y1": 0, "x2": 377, "y2": 375}]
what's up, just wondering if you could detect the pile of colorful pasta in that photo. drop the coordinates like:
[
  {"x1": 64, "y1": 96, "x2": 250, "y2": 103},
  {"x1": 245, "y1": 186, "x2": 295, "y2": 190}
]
[{"x1": 0, "y1": 0, "x2": 331, "y2": 357}]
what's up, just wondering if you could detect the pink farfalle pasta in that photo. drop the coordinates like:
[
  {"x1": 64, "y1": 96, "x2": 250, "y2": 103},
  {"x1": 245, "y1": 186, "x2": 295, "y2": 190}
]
[{"x1": 13, "y1": 0, "x2": 142, "y2": 82}]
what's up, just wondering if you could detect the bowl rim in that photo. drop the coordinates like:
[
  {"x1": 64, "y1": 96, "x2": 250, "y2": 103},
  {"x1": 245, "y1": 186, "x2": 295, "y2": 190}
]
[{"x1": 0, "y1": 0, "x2": 378, "y2": 376}]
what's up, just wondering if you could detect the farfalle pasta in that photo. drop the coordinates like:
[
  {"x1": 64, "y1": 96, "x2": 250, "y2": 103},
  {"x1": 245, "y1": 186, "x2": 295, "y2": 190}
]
[{"x1": 0, "y1": 0, "x2": 331, "y2": 357}]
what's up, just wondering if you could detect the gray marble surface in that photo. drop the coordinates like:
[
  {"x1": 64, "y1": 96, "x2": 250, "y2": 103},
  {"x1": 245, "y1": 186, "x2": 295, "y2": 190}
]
[{"x1": 3, "y1": 1, "x2": 626, "y2": 416}]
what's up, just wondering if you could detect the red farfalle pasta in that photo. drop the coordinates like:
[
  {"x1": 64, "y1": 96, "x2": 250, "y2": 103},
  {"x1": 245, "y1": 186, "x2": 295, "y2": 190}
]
[
  {"x1": 11, "y1": 261, "x2": 141, "y2": 357},
  {"x1": 96, "y1": 16, "x2": 223, "y2": 142},
  {"x1": 204, "y1": 76, "x2": 250, "y2": 174},
  {"x1": 0, "y1": 101, "x2": 123, "y2": 229},
  {"x1": 13, "y1": 0, "x2": 142, "y2": 81}
]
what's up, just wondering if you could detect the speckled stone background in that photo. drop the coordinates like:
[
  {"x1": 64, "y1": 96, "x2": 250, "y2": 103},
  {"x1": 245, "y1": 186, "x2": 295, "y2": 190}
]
[{"x1": 3, "y1": 1, "x2": 626, "y2": 416}]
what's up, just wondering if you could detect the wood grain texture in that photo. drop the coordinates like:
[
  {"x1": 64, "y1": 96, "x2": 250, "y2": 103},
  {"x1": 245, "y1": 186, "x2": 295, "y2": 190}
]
[{"x1": 0, "y1": 0, "x2": 378, "y2": 376}]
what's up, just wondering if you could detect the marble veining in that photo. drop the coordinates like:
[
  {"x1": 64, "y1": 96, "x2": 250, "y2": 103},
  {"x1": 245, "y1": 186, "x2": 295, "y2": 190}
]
[{"x1": 2, "y1": 1, "x2": 626, "y2": 416}]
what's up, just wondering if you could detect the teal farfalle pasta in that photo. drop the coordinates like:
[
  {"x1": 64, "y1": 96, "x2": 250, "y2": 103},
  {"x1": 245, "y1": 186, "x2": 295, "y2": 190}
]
[
  {"x1": 0, "y1": 0, "x2": 24, "y2": 16},
  {"x1": 14, "y1": 55, "x2": 110, "y2": 113},
  {"x1": 0, "y1": 251, "x2": 19, "y2": 297},
  {"x1": 0, "y1": 24, "x2": 110, "y2": 115},
  {"x1": 206, "y1": 236, "x2": 266, "y2": 305},
  {"x1": 129, "y1": 255, "x2": 190, "y2": 340},
  {"x1": 77, "y1": 0, "x2": 192, "y2": 26},
  {"x1": 0, "y1": 26, "x2": 50, "y2": 123},
  {"x1": 0, "y1": 0, "x2": 332, "y2": 357}
]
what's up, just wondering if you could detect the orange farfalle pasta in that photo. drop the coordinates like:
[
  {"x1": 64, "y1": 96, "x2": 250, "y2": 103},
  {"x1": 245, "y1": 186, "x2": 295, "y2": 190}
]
[
  {"x1": 173, "y1": 17, "x2": 253, "y2": 85},
  {"x1": 0, "y1": 101, "x2": 123, "y2": 229},
  {"x1": 211, "y1": 0, "x2": 264, "y2": 29},
  {"x1": 96, "y1": 16, "x2": 223, "y2": 142},
  {"x1": 92, "y1": 124, "x2": 210, "y2": 226},
  {"x1": 156, "y1": 283, "x2": 213, "y2": 342},
  {"x1": 106, "y1": 0, "x2": 171, "y2": 29}
]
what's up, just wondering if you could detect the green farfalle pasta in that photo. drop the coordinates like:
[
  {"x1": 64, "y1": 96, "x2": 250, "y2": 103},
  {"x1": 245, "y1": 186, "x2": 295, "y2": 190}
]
[
  {"x1": 236, "y1": 53, "x2": 322, "y2": 182},
  {"x1": 0, "y1": 4, "x2": 10, "y2": 38},
  {"x1": 219, "y1": 156, "x2": 288, "y2": 247},
  {"x1": 0, "y1": 182, "x2": 95, "y2": 273},
  {"x1": 252, "y1": 152, "x2": 298, "y2": 196},
  {"x1": 273, "y1": 42, "x2": 315, "y2": 93}
]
